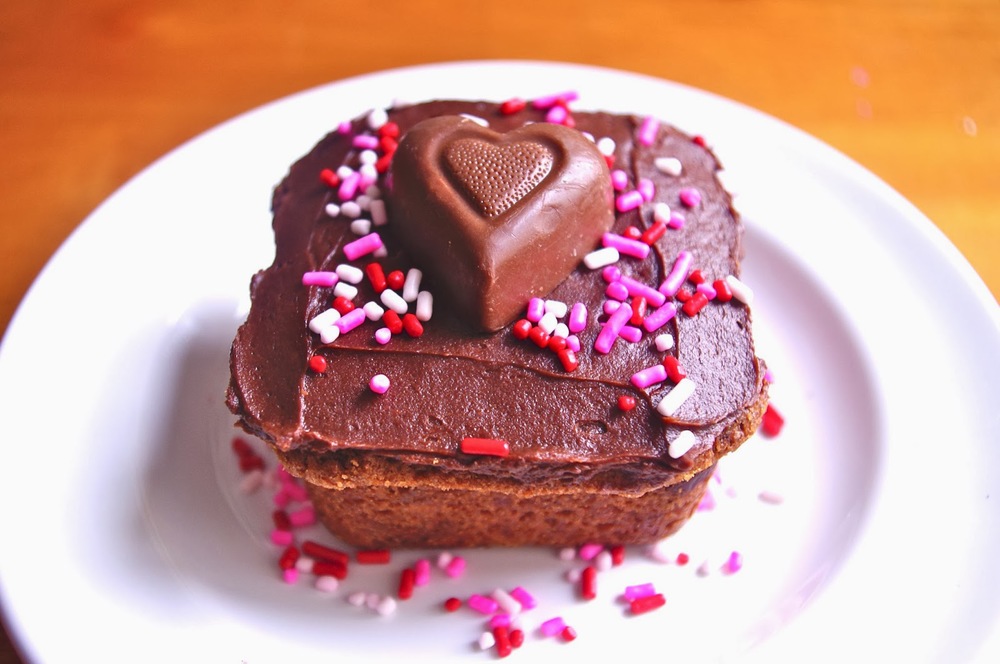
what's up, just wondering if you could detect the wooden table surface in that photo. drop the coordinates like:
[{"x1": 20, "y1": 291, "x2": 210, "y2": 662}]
[{"x1": 1, "y1": 0, "x2": 997, "y2": 661}]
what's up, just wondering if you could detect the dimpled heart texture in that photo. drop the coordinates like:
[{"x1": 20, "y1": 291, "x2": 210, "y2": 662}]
[{"x1": 388, "y1": 115, "x2": 614, "y2": 332}]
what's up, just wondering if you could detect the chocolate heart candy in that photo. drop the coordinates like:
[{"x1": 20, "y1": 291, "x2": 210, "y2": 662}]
[{"x1": 388, "y1": 115, "x2": 614, "y2": 331}]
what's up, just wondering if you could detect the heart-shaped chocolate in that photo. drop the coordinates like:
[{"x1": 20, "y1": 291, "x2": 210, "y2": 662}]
[{"x1": 388, "y1": 115, "x2": 614, "y2": 331}]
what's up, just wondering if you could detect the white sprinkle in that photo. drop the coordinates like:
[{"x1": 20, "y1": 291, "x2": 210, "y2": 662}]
[
  {"x1": 436, "y1": 551, "x2": 453, "y2": 569},
  {"x1": 460, "y1": 113, "x2": 489, "y2": 127},
  {"x1": 324, "y1": 202, "x2": 341, "y2": 217},
  {"x1": 583, "y1": 246, "x2": 620, "y2": 269},
  {"x1": 355, "y1": 194, "x2": 372, "y2": 210},
  {"x1": 537, "y1": 311, "x2": 558, "y2": 334},
  {"x1": 373, "y1": 244, "x2": 388, "y2": 258},
  {"x1": 319, "y1": 326, "x2": 340, "y2": 345},
  {"x1": 365, "y1": 593, "x2": 382, "y2": 610},
  {"x1": 350, "y1": 218, "x2": 372, "y2": 236},
  {"x1": 596, "y1": 136, "x2": 616, "y2": 156},
  {"x1": 402, "y1": 268, "x2": 423, "y2": 302},
  {"x1": 646, "y1": 540, "x2": 673, "y2": 563},
  {"x1": 365, "y1": 184, "x2": 381, "y2": 198},
  {"x1": 308, "y1": 308, "x2": 341, "y2": 333},
  {"x1": 340, "y1": 201, "x2": 362, "y2": 218},
  {"x1": 415, "y1": 290, "x2": 434, "y2": 321},
  {"x1": 654, "y1": 333, "x2": 674, "y2": 352},
  {"x1": 335, "y1": 263, "x2": 365, "y2": 284},
  {"x1": 336, "y1": 165, "x2": 354, "y2": 179},
  {"x1": 367, "y1": 107, "x2": 388, "y2": 130},
  {"x1": 333, "y1": 282, "x2": 358, "y2": 300},
  {"x1": 359, "y1": 163, "x2": 378, "y2": 185},
  {"x1": 594, "y1": 550, "x2": 614, "y2": 572},
  {"x1": 370, "y1": 199, "x2": 388, "y2": 226},
  {"x1": 724, "y1": 275, "x2": 754, "y2": 305},
  {"x1": 296, "y1": 556, "x2": 314, "y2": 573},
  {"x1": 758, "y1": 490, "x2": 785, "y2": 505},
  {"x1": 656, "y1": 378, "x2": 696, "y2": 416},
  {"x1": 363, "y1": 301, "x2": 385, "y2": 321},
  {"x1": 552, "y1": 322, "x2": 569, "y2": 339},
  {"x1": 358, "y1": 149, "x2": 378, "y2": 165},
  {"x1": 558, "y1": 547, "x2": 576, "y2": 562},
  {"x1": 238, "y1": 469, "x2": 264, "y2": 494},
  {"x1": 565, "y1": 568, "x2": 581, "y2": 583},
  {"x1": 544, "y1": 299, "x2": 568, "y2": 318},
  {"x1": 380, "y1": 288, "x2": 408, "y2": 314},
  {"x1": 347, "y1": 591, "x2": 367, "y2": 607},
  {"x1": 477, "y1": 632, "x2": 496, "y2": 650},
  {"x1": 491, "y1": 588, "x2": 522, "y2": 615},
  {"x1": 668, "y1": 430, "x2": 697, "y2": 459},
  {"x1": 653, "y1": 202, "x2": 672, "y2": 225},
  {"x1": 315, "y1": 575, "x2": 339, "y2": 593},
  {"x1": 655, "y1": 156, "x2": 683, "y2": 176}
]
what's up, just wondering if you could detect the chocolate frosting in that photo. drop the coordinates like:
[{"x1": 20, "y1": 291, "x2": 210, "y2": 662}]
[{"x1": 227, "y1": 100, "x2": 766, "y2": 493}]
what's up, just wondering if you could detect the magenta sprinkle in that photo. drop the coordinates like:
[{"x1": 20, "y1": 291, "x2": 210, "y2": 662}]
[
  {"x1": 338, "y1": 171, "x2": 361, "y2": 201},
  {"x1": 352, "y1": 134, "x2": 379, "y2": 150},
  {"x1": 532, "y1": 91, "x2": 578, "y2": 109},
  {"x1": 594, "y1": 303, "x2": 633, "y2": 354},
  {"x1": 369, "y1": 373, "x2": 390, "y2": 394},
  {"x1": 510, "y1": 586, "x2": 537, "y2": 610},
  {"x1": 638, "y1": 115, "x2": 660, "y2": 146},
  {"x1": 602, "y1": 232, "x2": 651, "y2": 260},
  {"x1": 618, "y1": 324, "x2": 643, "y2": 343},
  {"x1": 546, "y1": 104, "x2": 569, "y2": 124},
  {"x1": 343, "y1": 232, "x2": 383, "y2": 261},
  {"x1": 414, "y1": 559, "x2": 431, "y2": 586},
  {"x1": 618, "y1": 275, "x2": 667, "y2": 307},
  {"x1": 637, "y1": 177, "x2": 655, "y2": 201},
  {"x1": 696, "y1": 282, "x2": 718, "y2": 299},
  {"x1": 631, "y1": 363, "x2": 668, "y2": 389},
  {"x1": 624, "y1": 583, "x2": 657, "y2": 601},
  {"x1": 468, "y1": 594, "x2": 500, "y2": 615},
  {"x1": 578, "y1": 542, "x2": 603, "y2": 560},
  {"x1": 605, "y1": 281, "x2": 629, "y2": 301},
  {"x1": 540, "y1": 617, "x2": 567, "y2": 637},
  {"x1": 526, "y1": 297, "x2": 545, "y2": 322},
  {"x1": 615, "y1": 190, "x2": 644, "y2": 212},
  {"x1": 334, "y1": 307, "x2": 366, "y2": 334},
  {"x1": 270, "y1": 529, "x2": 293, "y2": 546},
  {"x1": 725, "y1": 551, "x2": 744, "y2": 574},
  {"x1": 659, "y1": 250, "x2": 694, "y2": 296},
  {"x1": 568, "y1": 302, "x2": 588, "y2": 333},
  {"x1": 668, "y1": 210, "x2": 686, "y2": 229},
  {"x1": 489, "y1": 614, "x2": 513, "y2": 628},
  {"x1": 302, "y1": 271, "x2": 338, "y2": 287},
  {"x1": 566, "y1": 334, "x2": 581, "y2": 352},
  {"x1": 602, "y1": 265, "x2": 622, "y2": 283},
  {"x1": 642, "y1": 302, "x2": 678, "y2": 333},
  {"x1": 444, "y1": 556, "x2": 466, "y2": 578},
  {"x1": 679, "y1": 186, "x2": 702, "y2": 208},
  {"x1": 610, "y1": 169, "x2": 628, "y2": 191}
]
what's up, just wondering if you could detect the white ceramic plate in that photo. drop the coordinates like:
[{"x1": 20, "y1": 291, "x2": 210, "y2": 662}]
[{"x1": 1, "y1": 61, "x2": 998, "y2": 664}]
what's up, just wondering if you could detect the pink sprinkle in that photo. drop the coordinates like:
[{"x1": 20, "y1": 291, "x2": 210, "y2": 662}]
[
  {"x1": 352, "y1": 134, "x2": 379, "y2": 150},
  {"x1": 374, "y1": 327, "x2": 392, "y2": 345},
  {"x1": 302, "y1": 271, "x2": 339, "y2": 287},
  {"x1": 603, "y1": 300, "x2": 622, "y2": 315},
  {"x1": 610, "y1": 169, "x2": 628, "y2": 191},
  {"x1": 343, "y1": 232, "x2": 383, "y2": 261},
  {"x1": 668, "y1": 211, "x2": 686, "y2": 229},
  {"x1": 369, "y1": 373, "x2": 390, "y2": 394},
  {"x1": 568, "y1": 302, "x2": 588, "y2": 333},
  {"x1": 510, "y1": 586, "x2": 537, "y2": 610},
  {"x1": 618, "y1": 324, "x2": 643, "y2": 343},
  {"x1": 468, "y1": 594, "x2": 499, "y2": 615},
  {"x1": 696, "y1": 282, "x2": 717, "y2": 299},
  {"x1": 338, "y1": 171, "x2": 361, "y2": 201},
  {"x1": 546, "y1": 104, "x2": 569, "y2": 124},
  {"x1": 337, "y1": 121, "x2": 352, "y2": 134},
  {"x1": 288, "y1": 504, "x2": 316, "y2": 527},
  {"x1": 566, "y1": 334, "x2": 581, "y2": 352},
  {"x1": 489, "y1": 614, "x2": 513, "y2": 628},
  {"x1": 615, "y1": 190, "x2": 644, "y2": 212},
  {"x1": 724, "y1": 551, "x2": 744, "y2": 574},
  {"x1": 642, "y1": 302, "x2": 678, "y2": 333},
  {"x1": 601, "y1": 265, "x2": 622, "y2": 283},
  {"x1": 540, "y1": 616, "x2": 567, "y2": 637},
  {"x1": 594, "y1": 303, "x2": 633, "y2": 354},
  {"x1": 414, "y1": 559, "x2": 431, "y2": 586},
  {"x1": 679, "y1": 187, "x2": 702, "y2": 208},
  {"x1": 602, "y1": 232, "x2": 651, "y2": 260},
  {"x1": 605, "y1": 281, "x2": 629, "y2": 301},
  {"x1": 270, "y1": 529, "x2": 294, "y2": 546},
  {"x1": 282, "y1": 568, "x2": 299, "y2": 584},
  {"x1": 631, "y1": 364, "x2": 668, "y2": 389},
  {"x1": 624, "y1": 583, "x2": 657, "y2": 601},
  {"x1": 578, "y1": 542, "x2": 603, "y2": 560},
  {"x1": 526, "y1": 297, "x2": 545, "y2": 322},
  {"x1": 334, "y1": 307, "x2": 367, "y2": 334},
  {"x1": 533, "y1": 91, "x2": 578, "y2": 109},
  {"x1": 637, "y1": 177, "x2": 655, "y2": 201},
  {"x1": 638, "y1": 115, "x2": 660, "y2": 146},
  {"x1": 659, "y1": 250, "x2": 694, "y2": 296},
  {"x1": 618, "y1": 274, "x2": 667, "y2": 307},
  {"x1": 444, "y1": 556, "x2": 466, "y2": 578},
  {"x1": 697, "y1": 489, "x2": 716, "y2": 511}
]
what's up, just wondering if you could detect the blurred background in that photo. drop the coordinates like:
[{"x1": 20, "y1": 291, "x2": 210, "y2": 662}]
[{"x1": 0, "y1": 0, "x2": 997, "y2": 661}]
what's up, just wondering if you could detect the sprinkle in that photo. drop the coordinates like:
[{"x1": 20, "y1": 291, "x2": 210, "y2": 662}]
[
  {"x1": 668, "y1": 430, "x2": 697, "y2": 458},
  {"x1": 288, "y1": 504, "x2": 316, "y2": 527},
  {"x1": 724, "y1": 274, "x2": 755, "y2": 305},
  {"x1": 629, "y1": 593, "x2": 666, "y2": 615},
  {"x1": 594, "y1": 550, "x2": 614, "y2": 572},
  {"x1": 500, "y1": 98, "x2": 527, "y2": 115},
  {"x1": 492, "y1": 588, "x2": 522, "y2": 615},
  {"x1": 340, "y1": 200, "x2": 362, "y2": 218},
  {"x1": 493, "y1": 626, "x2": 512, "y2": 658},
  {"x1": 578, "y1": 542, "x2": 603, "y2": 560},
  {"x1": 380, "y1": 288, "x2": 408, "y2": 314},
  {"x1": 532, "y1": 91, "x2": 578, "y2": 109},
  {"x1": 580, "y1": 566, "x2": 597, "y2": 600},
  {"x1": 459, "y1": 113, "x2": 489, "y2": 127},
  {"x1": 637, "y1": 177, "x2": 655, "y2": 201},
  {"x1": 469, "y1": 594, "x2": 500, "y2": 615},
  {"x1": 282, "y1": 568, "x2": 299, "y2": 585},
  {"x1": 544, "y1": 299, "x2": 568, "y2": 318},
  {"x1": 679, "y1": 187, "x2": 702, "y2": 208},
  {"x1": 663, "y1": 355, "x2": 687, "y2": 383},
  {"x1": 602, "y1": 232, "x2": 651, "y2": 260},
  {"x1": 761, "y1": 403, "x2": 785, "y2": 436},
  {"x1": 511, "y1": 319, "x2": 532, "y2": 340},
  {"x1": 605, "y1": 281, "x2": 629, "y2": 301},
  {"x1": 270, "y1": 529, "x2": 294, "y2": 546},
  {"x1": 402, "y1": 312, "x2": 424, "y2": 337},
  {"x1": 557, "y1": 348, "x2": 579, "y2": 372},
  {"x1": 338, "y1": 171, "x2": 361, "y2": 201},
  {"x1": 546, "y1": 104, "x2": 569, "y2": 124},
  {"x1": 460, "y1": 437, "x2": 510, "y2": 457},
  {"x1": 444, "y1": 597, "x2": 462, "y2": 612},
  {"x1": 365, "y1": 262, "x2": 387, "y2": 292},
  {"x1": 413, "y1": 559, "x2": 431, "y2": 586},
  {"x1": 363, "y1": 301, "x2": 385, "y2": 321},
  {"x1": 401, "y1": 268, "x2": 423, "y2": 301},
  {"x1": 319, "y1": 326, "x2": 340, "y2": 344},
  {"x1": 696, "y1": 281, "x2": 717, "y2": 300},
  {"x1": 637, "y1": 115, "x2": 660, "y2": 146},
  {"x1": 713, "y1": 278, "x2": 733, "y2": 303},
  {"x1": 624, "y1": 583, "x2": 657, "y2": 601},
  {"x1": 356, "y1": 549, "x2": 391, "y2": 564},
  {"x1": 332, "y1": 295, "x2": 355, "y2": 315},
  {"x1": 477, "y1": 631, "x2": 495, "y2": 651},
  {"x1": 641, "y1": 302, "x2": 677, "y2": 333},
  {"x1": 541, "y1": 617, "x2": 566, "y2": 637},
  {"x1": 656, "y1": 378, "x2": 696, "y2": 416},
  {"x1": 315, "y1": 576, "x2": 339, "y2": 593},
  {"x1": 618, "y1": 274, "x2": 667, "y2": 307},
  {"x1": 369, "y1": 199, "x2": 388, "y2": 226},
  {"x1": 308, "y1": 355, "x2": 327, "y2": 374},
  {"x1": 333, "y1": 281, "x2": 358, "y2": 300},
  {"x1": 382, "y1": 309, "x2": 403, "y2": 334},
  {"x1": 602, "y1": 265, "x2": 622, "y2": 283},
  {"x1": 375, "y1": 596, "x2": 397, "y2": 616},
  {"x1": 490, "y1": 614, "x2": 514, "y2": 629},
  {"x1": 326, "y1": 203, "x2": 342, "y2": 218},
  {"x1": 334, "y1": 308, "x2": 366, "y2": 334},
  {"x1": 308, "y1": 308, "x2": 341, "y2": 334},
  {"x1": 594, "y1": 303, "x2": 633, "y2": 354},
  {"x1": 659, "y1": 251, "x2": 694, "y2": 297},
  {"x1": 537, "y1": 311, "x2": 558, "y2": 334},
  {"x1": 640, "y1": 220, "x2": 667, "y2": 245},
  {"x1": 343, "y1": 232, "x2": 383, "y2": 261},
  {"x1": 631, "y1": 364, "x2": 668, "y2": 390},
  {"x1": 302, "y1": 271, "x2": 338, "y2": 287},
  {"x1": 655, "y1": 156, "x2": 683, "y2": 176},
  {"x1": 369, "y1": 374, "x2": 390, "y2": 394},
  {"x1": 615, "y1": 190, "x2": 644, "y2": 212},
  {"x1": 397, "y1": 568, "x2": 415, "y2": 600},
  {"x1": 583, "y1": 247, "x2": 620, "y2": 270},
  {"x1": 682, "y1": 291, "x2": 710, "y2": 316},
  {"x1": 301, "y1": 540, "x2": 349, "y2": 566},
  {"x1": 444, "y1": 555, "x2": 466, "y2": 578},
  {"x1": 568, "y1": 302, "x2": 588, "y2": 333},
  {"x1": 386, "y1": 269, "x2": 405, "y2": 291},
  {"x1": 509, "y1": 586, "x2": 537, "y2": 611},
  {"x1": 366, "y1": 107, "x2": 388, "y2": 130},
  {"x1": 610, "y1": 169, "x2": 629, "y2": 191},
  {"x1": 561, "y1": 626, "x2": 578, "y2": 642},
  {"x1": 526, "y1": 297, "x2": 545, "y2": 322},
  {"x1": 724, "y1": 551, "x2": 744, "y2": 574},
  {"x1": 415, "y1": 290, "x2": 434, "y2": 321},
  {"x1": 654, "y1": 333, "x2": 674, "y2": 351},
  {"x1": 320, "y1": 168, "x2": 340, "y2": 188},
  {"x1": 336, "y1": 263, "x2": 365, "y2": 284},
  {"x1": 759, "y1": 490, "x2": 785, "y2": 505}
]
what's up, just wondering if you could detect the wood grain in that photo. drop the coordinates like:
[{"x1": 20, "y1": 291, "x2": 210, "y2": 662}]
[{"x1": 1, "y1": 1, "x2": 997, "y2": 661}]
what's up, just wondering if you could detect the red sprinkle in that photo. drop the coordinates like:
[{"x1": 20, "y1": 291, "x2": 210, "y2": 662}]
[
  {"x1": 383, "y1": 309, "x2": 403, "y2": 334},
  {"x1": 444, "y1": 597, "x2": 462, "y2": 612},
  {"x1": 561, "y1": 625, "x2": 578, "y2": 642},
  {"x1": 676, "y1": 552, "x2": 690, "y2": 566},
  {"x1": 663, "y1": 355, "x2": 687, "y2": 383},
  {"x1": 713, "y1": 278, "x2": 733, "y2": 303},
  {"x1": 511, "y1": 319, "x2": 532, "y2": 340},
  {"x1": 278, "y1": 545, "x2": 300, "y2": 571},
  {"x1": 610, "y1": 545, "x2": 626, "y2": 566},
  {"x1": 548, "y1": 335, "x2": 568, "y2": 352},
  {"x1": 402, "y1": 313, "x2": 424, "y2": 337},
  {"x1": 493, "y1": 626, "x2": 512, "y2": 658},
  {"x1": 624, "y1": 225, "x2": 643, "y2": 240},
  {"x1": 682, "y1": 291, "x2": 710, "y2": 316},
  {"x1": 308, "y1": 354, "x2": 327, "y2": 374},
  {"x1": 604, "y1": 154, "x2": 615, "y2": 169},
  {"x1": 238, "y1": 455, "x2": 264, "y2": 472},
  {"x1": 386, "y1": 269, "x2": 405, "y2": 291},
  {"x1": 460, "y1": 437, "x2": 510, "y2": 458},
  {"x1": 640, "y1": 220, "x2": 667, "y2": 245},
  {"x1": 509, "y1": 629, "x2": 525, "y2": 648},
  {"x1": 675, "y1": 288, "x2": 692, "y2": 303},
  {"x1": 272, "y1": 510, "x2": 292, "y2": 531},
  {"x1": 687, "y1": 269, "x2": 705, "y2": 285},
  {"x1": 629, "y1": 593, "x2": 666, "y2": 615},
  {"x1": 379, "y1": 135, "x2": 398, "y2": 156},
  {"x1": 761, "y1": 403, "x2": 785, "y2": 437},
  {"x1": 617, "y1": 395, "x2": 636, "y2": 411},
  {"x1": 332, "y1": 296, "x2": 355, "y2": 315},
  {"x1": 581, "y1": 565, "x2": 597, "y2": 600},
  {"x1": 365, "y1": 262, "x2": 388, "y2": 293},
  {"x1": 312, "y1": 560, "x2": 348, "y2": 579},
  {"x1": 557, "y1": 348, "x2": 579, "y2": 373},
  {"x1": 629, "y1": 296, "x2": 648, "y2": 326},
  {"x1": 500, "y1": 98, "x2": 527, "y2": 115},
  {"x1": 231, "y1": 437, "x2": 254, "y2": 458},
  {"x1": 398, "y1": 567, "x2": 416, "y2": 600},
  {"x1": 356, "y1": 549, "x2": 391, "y2": 565},
  {"x1": 319, "y1": 168, "x2": 339, "y2": 188},
  {"x1": 375, "y1": 153, "x2": 393, "y2": 173},
  {"x1": 692, "y1": 135, "x2": 707, "y2": 147},
  {"x1": 378, "y1": 121, "x2": 400, "y2": 139},
  {"x1": 528, "y1": 326, "x2": 550, "y2": 349},
  {"x1": 301, "y1": 540, "x2": 350, "y2": 566}
]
